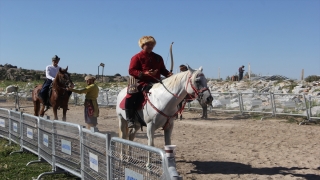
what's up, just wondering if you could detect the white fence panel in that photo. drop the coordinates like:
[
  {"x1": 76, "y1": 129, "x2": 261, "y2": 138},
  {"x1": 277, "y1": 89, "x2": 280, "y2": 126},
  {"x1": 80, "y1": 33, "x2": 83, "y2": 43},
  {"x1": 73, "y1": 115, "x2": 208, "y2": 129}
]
[
  {"x1": 0, "y1": 108, "x2": 10, "y2": 140},
  {"x1": 53, "y1": 121, "x2": 82, "y2": 178}
]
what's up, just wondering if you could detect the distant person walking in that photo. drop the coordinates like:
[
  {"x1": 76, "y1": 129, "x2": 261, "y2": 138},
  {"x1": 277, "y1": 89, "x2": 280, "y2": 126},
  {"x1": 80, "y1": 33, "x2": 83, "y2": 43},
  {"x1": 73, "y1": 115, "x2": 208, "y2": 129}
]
[
  {"x1": 238, "y1": 65, "x2": 245, "y2": 81},
  {"x1": 67, "y1": 75, "x2": 99, "y2": 129}
]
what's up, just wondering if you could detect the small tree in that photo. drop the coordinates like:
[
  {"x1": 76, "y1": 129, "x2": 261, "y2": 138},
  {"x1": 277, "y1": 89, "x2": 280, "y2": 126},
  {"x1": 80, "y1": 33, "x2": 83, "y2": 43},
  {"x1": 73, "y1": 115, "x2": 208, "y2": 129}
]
[{"x1": 305, "y1": 75, "x2": 320, "y2": 82}]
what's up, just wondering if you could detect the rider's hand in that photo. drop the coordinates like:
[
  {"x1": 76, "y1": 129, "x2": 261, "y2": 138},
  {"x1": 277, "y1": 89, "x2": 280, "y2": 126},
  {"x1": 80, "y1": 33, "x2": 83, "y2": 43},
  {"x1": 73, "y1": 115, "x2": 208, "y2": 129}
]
[
  {"x1": 144, "y1": 69, "x2": 158, "y2": 77},
  {"x1": 167, "y1": 72, "x2": 173, "y2": 77}
]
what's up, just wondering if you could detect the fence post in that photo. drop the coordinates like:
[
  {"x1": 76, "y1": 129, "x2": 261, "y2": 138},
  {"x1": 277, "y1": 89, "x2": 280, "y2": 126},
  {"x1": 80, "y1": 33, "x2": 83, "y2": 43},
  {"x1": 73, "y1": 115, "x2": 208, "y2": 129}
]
[
  {"x1": 271, "y1": 92, "x2": 276, "y2": 117},
  {"x1": 303, "y1": 94, "x2": 309, "y2": 119},
  {"x1": 9, "y1": 110, "x2": 24, "y2": 155},
  {"x1": 80, "y1": 125, "x2": 85, "y2": 179},
  {"x1": 106, "y1": 133, "x2": 111, "y2": 180},
  {"x1": 238, "y1": 93, "x2": 243, "y2": 114},
  {"x1": 308, "y1": 96, "x2": 312, "y2": 118}
]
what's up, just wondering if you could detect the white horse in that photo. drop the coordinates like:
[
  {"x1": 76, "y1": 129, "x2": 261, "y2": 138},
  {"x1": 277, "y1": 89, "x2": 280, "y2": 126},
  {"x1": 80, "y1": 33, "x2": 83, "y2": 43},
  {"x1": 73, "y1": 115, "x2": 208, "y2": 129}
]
[{"x1": 116, "y1": 65, "x2": 212, "y2": 147}]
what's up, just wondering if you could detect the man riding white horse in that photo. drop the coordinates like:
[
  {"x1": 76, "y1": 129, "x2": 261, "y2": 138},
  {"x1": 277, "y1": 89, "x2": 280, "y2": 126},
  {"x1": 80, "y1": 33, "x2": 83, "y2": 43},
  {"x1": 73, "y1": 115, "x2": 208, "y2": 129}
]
[{"x1": 125, "y1": 36, "x2": 173, "y2": 128}]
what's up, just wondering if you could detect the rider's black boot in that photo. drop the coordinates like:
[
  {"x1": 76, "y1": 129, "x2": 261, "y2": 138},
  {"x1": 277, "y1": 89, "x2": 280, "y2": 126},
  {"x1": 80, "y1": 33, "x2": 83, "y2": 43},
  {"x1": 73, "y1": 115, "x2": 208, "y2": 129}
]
[{"x1": 125, "y1": 109, "x2": 135, "y2": 128}]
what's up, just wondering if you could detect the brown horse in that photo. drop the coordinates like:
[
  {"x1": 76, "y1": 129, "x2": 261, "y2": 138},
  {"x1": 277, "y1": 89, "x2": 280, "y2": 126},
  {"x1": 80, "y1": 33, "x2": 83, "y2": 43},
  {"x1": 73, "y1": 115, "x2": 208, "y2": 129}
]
[{"x1": 32, "y1": 67, "x2": 73, "y2": 121}]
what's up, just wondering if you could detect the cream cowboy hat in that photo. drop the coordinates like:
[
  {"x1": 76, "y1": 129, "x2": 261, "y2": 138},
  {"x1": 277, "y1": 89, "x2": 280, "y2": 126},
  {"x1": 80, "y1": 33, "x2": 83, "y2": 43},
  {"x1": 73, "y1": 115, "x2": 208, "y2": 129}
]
[
  {"x1": 84, "y1": 75, "x2": 96, "y2": 81},
  {"x1": 138, "y1": 36, "x2": 156, "y2": 49}
]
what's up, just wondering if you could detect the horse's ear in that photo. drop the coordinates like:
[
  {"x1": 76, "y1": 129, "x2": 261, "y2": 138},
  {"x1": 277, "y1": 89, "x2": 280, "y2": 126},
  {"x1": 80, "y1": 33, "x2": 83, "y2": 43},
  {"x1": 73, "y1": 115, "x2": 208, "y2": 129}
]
[
  {"x1": 59, "y1": 68, "x2": 62, "y2": 73},
  {"x1": 199, "y1": 66, "x2": 203, "y2": 72},
  {"x1": 66, "y1": 66, "x2": 68, "y2": 71},
  {"x1": 187, "y1": 64, "x2": 195, "y2": 73}
]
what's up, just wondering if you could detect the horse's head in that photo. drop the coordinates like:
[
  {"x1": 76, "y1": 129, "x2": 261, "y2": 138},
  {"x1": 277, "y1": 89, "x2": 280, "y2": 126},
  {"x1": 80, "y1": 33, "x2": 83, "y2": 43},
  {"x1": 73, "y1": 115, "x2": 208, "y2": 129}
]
[
  {"x1": 56, "y1": 66, "x2": 73, "y2": 88},
  {"x1": 186, "y1": 65, "x2": 213, "y2": 105}
]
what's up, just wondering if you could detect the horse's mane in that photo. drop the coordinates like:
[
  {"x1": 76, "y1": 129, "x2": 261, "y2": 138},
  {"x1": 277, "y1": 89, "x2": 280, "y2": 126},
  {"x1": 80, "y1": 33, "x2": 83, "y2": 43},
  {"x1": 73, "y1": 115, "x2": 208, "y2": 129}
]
[{"x1": 152, "y1": 70, "x2": 203, "y2": 90}]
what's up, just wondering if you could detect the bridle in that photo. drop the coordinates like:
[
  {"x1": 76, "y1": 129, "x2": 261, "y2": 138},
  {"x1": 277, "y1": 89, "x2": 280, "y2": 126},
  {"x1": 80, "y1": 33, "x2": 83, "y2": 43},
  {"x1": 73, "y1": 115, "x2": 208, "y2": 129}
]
[
  {"x1": 53, "y1": 71, "x2": 73, "y2": 93},
  {"x1": 185, "y1": 73, "x2": 210, "y2": 101},
  {"x1": 144, "y1": 71, "x2": 209, "y2": 130}
]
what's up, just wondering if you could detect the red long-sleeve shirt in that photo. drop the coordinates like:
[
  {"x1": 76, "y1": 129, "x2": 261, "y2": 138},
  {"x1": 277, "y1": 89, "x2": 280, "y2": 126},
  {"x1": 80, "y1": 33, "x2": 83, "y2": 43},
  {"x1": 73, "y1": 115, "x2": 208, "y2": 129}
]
[{"x1": 129, "y1": 50, "x2": 170, "y2": 86}]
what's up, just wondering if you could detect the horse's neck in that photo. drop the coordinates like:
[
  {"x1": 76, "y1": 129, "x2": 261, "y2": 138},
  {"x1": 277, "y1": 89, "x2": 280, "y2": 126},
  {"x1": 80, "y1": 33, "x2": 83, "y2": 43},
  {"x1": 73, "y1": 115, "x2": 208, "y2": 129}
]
[
  {"x1": 149, "y1": 73, "x2": 189, "y2": 108},
  {"x1": 53, "y1": 76, "x2": 63, "y2": 89}
]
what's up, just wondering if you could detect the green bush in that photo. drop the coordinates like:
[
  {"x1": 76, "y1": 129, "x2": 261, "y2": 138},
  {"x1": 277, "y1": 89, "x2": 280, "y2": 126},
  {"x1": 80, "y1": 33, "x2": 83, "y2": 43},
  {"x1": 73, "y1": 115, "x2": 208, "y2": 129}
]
[{"x1": 305, "y1": 75, "x2": 320, "y2": 82}]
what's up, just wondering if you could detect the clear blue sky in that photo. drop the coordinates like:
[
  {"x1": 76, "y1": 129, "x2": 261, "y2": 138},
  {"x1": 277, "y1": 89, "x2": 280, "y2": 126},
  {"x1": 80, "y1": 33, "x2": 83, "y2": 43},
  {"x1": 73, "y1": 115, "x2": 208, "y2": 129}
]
[{"x1": 1, "y1": 0, "x2": 319, "y2": 80}]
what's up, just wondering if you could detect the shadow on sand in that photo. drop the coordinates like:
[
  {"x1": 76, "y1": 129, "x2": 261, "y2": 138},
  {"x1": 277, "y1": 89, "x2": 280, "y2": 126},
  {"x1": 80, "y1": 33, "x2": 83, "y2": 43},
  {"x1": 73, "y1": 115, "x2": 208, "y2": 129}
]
[{"x1": 178, "y1": 160, "x2": 319, "y2": 180}]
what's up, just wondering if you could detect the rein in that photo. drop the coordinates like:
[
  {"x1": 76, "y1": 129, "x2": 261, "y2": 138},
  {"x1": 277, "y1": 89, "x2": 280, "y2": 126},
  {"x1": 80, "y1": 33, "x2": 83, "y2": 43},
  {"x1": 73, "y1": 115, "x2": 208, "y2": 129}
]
[
  {"x1": 148, "y1": 75, "x2": 179, "y2": 98},
  {"x1": 144, "y1": 72, "x2": 207, "y2": 130},
  {"x1": 52, "y1": 74, "x2": 72, "y2": 96},
  {"x1": 143, "y1": 91, "x2": 187, "y2": 130}
]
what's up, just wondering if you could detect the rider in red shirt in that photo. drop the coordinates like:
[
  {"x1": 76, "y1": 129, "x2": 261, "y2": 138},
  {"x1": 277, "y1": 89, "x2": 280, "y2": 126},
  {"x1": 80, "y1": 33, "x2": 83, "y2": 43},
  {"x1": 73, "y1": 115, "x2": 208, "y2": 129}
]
[{"x1": 126, "y1": 36, "x2": 173, "y2": 128}]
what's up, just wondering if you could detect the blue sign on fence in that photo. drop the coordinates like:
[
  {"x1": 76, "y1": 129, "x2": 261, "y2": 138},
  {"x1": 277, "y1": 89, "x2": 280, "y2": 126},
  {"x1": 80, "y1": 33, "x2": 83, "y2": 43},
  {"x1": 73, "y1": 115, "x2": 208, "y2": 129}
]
[
  {"x1": 13, "y1": 122, "x2": 18, "y2": 132},
  {"x1": 61, "y1": 139, "x2": 71, "y2": 155},
  {"x1": 27, "y1": 128, "x2": 33, "y2": 139},
  {"x1": 43, "y1": 134, "x2": 49, "y2": 147},
  {"x1": 125, "y1": 168, "x2": 143, "y2": 180},
  {"x1": 89, "y1": 152, "x2": 99, "y2": 172},
  {"x1": 0, "y1": 119, "x2": 5, "y2": 128}
]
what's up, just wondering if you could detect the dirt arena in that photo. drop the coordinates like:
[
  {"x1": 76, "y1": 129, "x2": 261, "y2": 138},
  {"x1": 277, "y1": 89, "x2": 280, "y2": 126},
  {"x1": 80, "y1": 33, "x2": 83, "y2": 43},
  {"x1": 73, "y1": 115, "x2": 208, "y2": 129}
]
[{"x1": 1, "y1": 101, "x2": 320, "y2": 180}]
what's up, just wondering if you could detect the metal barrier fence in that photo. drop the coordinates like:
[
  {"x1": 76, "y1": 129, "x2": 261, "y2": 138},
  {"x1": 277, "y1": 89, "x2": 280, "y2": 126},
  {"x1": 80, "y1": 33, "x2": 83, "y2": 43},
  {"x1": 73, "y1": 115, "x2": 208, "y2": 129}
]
[
  {"x1": 0, "y1": 108, "x2": 10, "y2": 140},
  {"x1": 21, "y1": 113, "x2": 39, "y2": 155},
  {"x1": 37, "y1": 117, "x2": 55, "y2": 172},
  {"x1": 1, "y1": 90, "x2": 121, "y2": 109},
  {"x1": 308, "y1": 95, "x2": 320, "y2": 120},
  {"x1": 109, "y1": 137, "x2": 182, "y2": 180},
  {"x1": 240, "y1": 92, "x2": 275, "y2": 115},
  {"x1": 210, "y1": 92, "x2": 241, "y2": 112},
  {"x1": 273, "y1": 93, "x2": 309, "y2": 117},
  {"x1": 81, "y1": 127, "x2": 111, "y2": 180},
  {"x1": 187, "y1": 92, "x2": 320, "y2": 122},
  {"x1": 53, "y1": 120, "x2": 82, "y2": 178},
  {"x1": 9, "y1": 110, "x2": 22, "y2": 145},
  {"x1": 0, "y1": 108, "x2": 182, "y2": 179}
]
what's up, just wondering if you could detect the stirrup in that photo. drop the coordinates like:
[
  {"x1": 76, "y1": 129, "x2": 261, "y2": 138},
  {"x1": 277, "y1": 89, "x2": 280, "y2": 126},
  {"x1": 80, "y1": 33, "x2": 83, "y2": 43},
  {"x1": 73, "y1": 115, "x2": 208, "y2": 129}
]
[
  {"x1": 44, "y1": 105, "x2": 50, "y2": 111},
  {"x1": 127, "y1": 121, "x2": 135, "y2": 128}
]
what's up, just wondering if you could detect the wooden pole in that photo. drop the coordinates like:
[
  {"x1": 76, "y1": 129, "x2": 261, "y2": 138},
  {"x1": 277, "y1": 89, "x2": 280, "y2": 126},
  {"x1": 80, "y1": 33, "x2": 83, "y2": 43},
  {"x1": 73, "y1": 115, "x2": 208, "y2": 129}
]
[
  {"x1": 98, "y1": 66, "x2": 100, "y2": 81},
  {"x1": 102, "y1": 66, "x2": 104, "y2": 82},
  {"x1": 248, "y1": 63, "x2": 251, "y2": 81}
]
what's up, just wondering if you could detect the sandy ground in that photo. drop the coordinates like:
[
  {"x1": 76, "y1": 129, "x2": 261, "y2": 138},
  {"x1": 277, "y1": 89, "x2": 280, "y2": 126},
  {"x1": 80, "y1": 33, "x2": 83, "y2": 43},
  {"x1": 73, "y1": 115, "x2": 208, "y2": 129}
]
[{"x1": 1, "y1": 101, "x2": 320, "y2": 180}]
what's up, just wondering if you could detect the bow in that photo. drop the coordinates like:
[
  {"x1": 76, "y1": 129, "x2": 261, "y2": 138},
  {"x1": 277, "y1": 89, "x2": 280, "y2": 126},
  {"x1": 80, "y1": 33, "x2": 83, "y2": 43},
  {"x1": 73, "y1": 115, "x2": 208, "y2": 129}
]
[{"x1": 170, "y1": 42, "x2": 174, "y2": 73}]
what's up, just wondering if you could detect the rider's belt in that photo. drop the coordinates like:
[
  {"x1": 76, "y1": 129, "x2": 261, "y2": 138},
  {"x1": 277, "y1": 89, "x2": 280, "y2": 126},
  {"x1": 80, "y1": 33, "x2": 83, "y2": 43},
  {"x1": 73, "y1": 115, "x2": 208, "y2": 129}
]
[{"x1": 127, "y1": 76, "x2": 139, "y2": 94}]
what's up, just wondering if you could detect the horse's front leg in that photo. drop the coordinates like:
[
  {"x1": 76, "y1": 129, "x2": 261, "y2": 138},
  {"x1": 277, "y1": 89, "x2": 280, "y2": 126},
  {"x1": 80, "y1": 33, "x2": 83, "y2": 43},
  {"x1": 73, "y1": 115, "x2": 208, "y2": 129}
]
[
  {"x1": 39, "y1": 104, "x2": 45, "y2": 117},
  {"x1": 62, "y1": 107, "x2": 67, "y2": 121},
  {"x1": 203, "y1": 105, "x2": 208, "y2": 119},
  {"x1": 201, "y1": 104, "x2": 208, "y2": 119},
  {"x1": 33, "y1": 101, "x2": 39, "y2": 116},
  {"x1": 118, "y1": 114, "x2": 129, "y2": 161},
  {"x1": 146, "y1": 122, "x2": 155, "y2": 169},
  {"x1": 164, "y1": 121, "x2": 174, "y2": 146},
  {"x1": 52, "y1": 106, "x2": 58, "y2": 120}
]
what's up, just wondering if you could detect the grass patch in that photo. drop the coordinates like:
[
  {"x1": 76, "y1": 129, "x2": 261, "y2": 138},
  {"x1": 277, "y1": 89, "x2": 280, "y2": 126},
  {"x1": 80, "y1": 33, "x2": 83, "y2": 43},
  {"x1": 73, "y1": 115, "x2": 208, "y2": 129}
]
[
  {"x1": 249, "y1": 113, "x2": 264, "y2": 120},
  {"x1": 0, "y1": 138, "x2": 79, "y2": 180}
]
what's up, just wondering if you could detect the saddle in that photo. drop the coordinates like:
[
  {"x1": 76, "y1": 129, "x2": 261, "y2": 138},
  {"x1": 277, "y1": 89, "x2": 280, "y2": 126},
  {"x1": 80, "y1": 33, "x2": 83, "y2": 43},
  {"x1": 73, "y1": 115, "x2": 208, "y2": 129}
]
[
  {"x1": 119, "y1": 95, "x2": 146, "y2": 110},
  {"x1": 47, "y1": 83, "x2": 53, "y2": 105}
]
